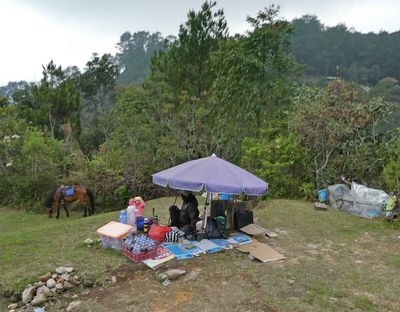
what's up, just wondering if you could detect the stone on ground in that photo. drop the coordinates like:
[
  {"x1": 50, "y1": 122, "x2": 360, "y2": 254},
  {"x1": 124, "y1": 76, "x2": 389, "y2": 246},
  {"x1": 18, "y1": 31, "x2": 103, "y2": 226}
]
[
  {"x1": 22, "y1": 285, "x2": 36, "y2": 303},
  {"x1": 37, "y1": 285, "x2": 51, "y2": 298},
  {"x1": 55, "y1": 267, "x2": 67, "y2": 274},
  {"x1": 38, "y1": 272, "x2": 52, "y2": 282},
  {"x1": 46, "y1": 278, "x2": 56, "y2": 289},
  {"x1": 31, "y1": 293, "x2": 47, "y2": 306},
  {"x1": 66, "y1": 300, "x2": 83, "y2": 312}
]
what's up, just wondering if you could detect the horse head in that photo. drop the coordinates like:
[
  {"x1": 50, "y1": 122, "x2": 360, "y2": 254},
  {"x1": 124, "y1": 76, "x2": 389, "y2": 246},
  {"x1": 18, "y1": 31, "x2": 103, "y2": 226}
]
[
  {"x1": 46, "y1": 207, "x2": 53, "y2": 218},
  {"x1": 44, "y1": 188, "x2": 57, "y2": 218}
]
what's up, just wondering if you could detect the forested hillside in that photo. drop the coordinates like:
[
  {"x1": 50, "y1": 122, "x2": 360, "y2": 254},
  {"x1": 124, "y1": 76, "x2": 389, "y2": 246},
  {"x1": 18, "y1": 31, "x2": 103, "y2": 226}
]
[
  {"x1": 0, "y1": 2, "x2": 399, "y2": 212},
  {"x1": 292, "y1": 15, "x2": 400, "y2": 85}
]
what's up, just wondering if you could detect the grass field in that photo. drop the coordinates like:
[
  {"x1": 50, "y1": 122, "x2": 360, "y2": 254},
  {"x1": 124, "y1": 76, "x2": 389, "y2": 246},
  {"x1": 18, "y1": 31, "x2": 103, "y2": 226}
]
[
  {"x1": 1, "y1": 199, "x2": 399, "y2": 311},
  {"x1": 0, "y1": 197, "x2": 180, "y2": 295}
]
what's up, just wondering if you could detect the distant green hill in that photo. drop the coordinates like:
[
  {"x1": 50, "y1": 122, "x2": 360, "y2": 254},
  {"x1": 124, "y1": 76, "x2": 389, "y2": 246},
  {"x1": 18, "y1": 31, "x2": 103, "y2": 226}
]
[{"x1": 291, "y1": 15, "x2": 400, "y2": 85}]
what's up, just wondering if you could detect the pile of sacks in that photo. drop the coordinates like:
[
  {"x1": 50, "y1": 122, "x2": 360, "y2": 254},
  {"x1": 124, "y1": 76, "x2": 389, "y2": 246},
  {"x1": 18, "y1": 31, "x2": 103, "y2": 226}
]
[{"x1": 15, "y1": 267, "x2": 81, "y2": 310}]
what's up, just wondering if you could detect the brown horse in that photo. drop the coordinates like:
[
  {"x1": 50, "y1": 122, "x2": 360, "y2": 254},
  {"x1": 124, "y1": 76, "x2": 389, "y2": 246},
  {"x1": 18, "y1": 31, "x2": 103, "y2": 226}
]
[{"x1": 44, "y1": 185, "x2": 95, "y2": 218}]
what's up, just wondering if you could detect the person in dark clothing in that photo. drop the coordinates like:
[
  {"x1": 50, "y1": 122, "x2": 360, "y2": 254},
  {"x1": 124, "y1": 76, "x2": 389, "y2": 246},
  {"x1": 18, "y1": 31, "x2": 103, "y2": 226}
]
[{"x1": 169, "y1": 191, "x2": 200, "y2": 235}]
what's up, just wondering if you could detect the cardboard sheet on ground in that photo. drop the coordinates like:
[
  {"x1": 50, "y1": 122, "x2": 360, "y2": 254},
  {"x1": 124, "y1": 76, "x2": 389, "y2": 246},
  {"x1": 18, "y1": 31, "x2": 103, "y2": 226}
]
[
  {"x1": 240, "y1": 224, "x2": 278, "y2": 238},
  {"x1": 236, "y1": 241, "x2": 285, "y2": 263}
]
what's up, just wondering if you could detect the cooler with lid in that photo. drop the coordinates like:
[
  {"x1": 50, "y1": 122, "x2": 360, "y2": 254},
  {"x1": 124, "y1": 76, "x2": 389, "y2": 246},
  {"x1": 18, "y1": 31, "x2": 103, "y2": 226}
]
[{"x1": 96, "y1": 221, "x2": 133, "y2": 251}]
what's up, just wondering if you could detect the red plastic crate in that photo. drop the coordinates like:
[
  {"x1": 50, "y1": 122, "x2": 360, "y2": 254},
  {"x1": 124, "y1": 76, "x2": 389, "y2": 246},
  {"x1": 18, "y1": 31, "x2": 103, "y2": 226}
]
[{"x1": 122, "y1": 244, "x2": 159, "y2": 263}]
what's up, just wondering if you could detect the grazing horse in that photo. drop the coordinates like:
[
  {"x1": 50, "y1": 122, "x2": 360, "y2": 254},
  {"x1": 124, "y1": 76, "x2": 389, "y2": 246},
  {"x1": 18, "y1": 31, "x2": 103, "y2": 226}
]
[{"x1": 44, "y1": 185, "x2": 95, "y2": 218}]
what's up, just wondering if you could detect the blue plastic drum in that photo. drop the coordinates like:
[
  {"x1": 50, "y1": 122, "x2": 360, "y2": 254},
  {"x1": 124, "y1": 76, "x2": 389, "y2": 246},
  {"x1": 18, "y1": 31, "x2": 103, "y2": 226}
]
[{"x1": 317, "y1": 189, "x2": 328, "y2": 202}]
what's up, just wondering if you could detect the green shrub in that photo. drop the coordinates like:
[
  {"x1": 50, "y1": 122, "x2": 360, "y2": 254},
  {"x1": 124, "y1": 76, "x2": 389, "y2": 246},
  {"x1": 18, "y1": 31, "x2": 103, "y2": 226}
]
[{"x1": 241, "y1": 132, "x2": 313, "y2": 199}]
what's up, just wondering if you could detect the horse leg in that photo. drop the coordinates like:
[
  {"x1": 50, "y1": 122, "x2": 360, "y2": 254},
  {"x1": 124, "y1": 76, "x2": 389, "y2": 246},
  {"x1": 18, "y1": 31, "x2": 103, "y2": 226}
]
[
  {"x1": 56, "y1": 202, "x2": 60, "y2": 219},
  {"x1": 83, "y1": 203, "x2": 87, "y2": 217},
  {"x1": 63, "y1": 201, "x2": 70, "y2": 217}
]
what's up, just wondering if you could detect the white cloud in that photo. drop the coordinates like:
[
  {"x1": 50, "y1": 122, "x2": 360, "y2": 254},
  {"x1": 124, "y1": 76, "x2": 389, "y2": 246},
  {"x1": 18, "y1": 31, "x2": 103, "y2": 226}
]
[
  {"x1": 0, "y1": 0, "x2": 116, "y2": 85},
  {"x1": 1, "y1": 0, "x2": 399, "y2": 85}
]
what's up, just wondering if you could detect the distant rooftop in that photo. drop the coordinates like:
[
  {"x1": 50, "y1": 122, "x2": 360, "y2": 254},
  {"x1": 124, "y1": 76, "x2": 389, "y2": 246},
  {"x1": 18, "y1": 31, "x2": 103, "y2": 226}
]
[
  {"x1": 381, "y1": 77, "x2": 399, "y2": 84},
  {"x1": 325, "y1": 76, "x2": 343, "y2": 81}
]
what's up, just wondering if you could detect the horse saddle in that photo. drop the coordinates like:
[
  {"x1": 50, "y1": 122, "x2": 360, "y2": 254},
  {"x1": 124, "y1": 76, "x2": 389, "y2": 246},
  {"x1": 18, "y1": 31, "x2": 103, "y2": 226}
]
[{"x1": 63, "y1": 186, "x2": 75, "y2": 197}]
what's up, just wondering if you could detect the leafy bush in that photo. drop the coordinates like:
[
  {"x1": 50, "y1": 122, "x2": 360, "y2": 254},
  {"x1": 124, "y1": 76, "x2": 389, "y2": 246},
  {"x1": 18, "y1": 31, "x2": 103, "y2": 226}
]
[
  {"x1": 241, "y1": 131, "x2": 313, "y2": 199},
  {"x1": 1, "y1": 125, "x2": 64, "y2": 211},
  {"x1": 383, "y1": 137, "x2": 400, "y2": 192}
]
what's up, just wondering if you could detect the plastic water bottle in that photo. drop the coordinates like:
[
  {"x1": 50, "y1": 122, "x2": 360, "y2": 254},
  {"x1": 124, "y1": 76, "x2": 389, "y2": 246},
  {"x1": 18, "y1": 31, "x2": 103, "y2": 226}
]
[
  {"x1": 118, "y1": 210, "x2": 127, "y2": 224},
  {"x1": 127, "y1": 205, "x2": 137, "y2": 232}
]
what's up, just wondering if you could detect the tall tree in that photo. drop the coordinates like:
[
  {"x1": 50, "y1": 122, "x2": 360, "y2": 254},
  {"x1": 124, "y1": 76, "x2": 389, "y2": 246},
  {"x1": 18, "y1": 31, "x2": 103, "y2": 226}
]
[
  {"x1": 212, "y1": 5, "x2": 297, "y2": 142},
  {"x1": 151, "y1": 0, "x2": 228, "y2": 99},
  {"x1": 80, "y1": 53, "x2": 119, "y2": 114},
  {"x1": 116, "y1": 31, "x2": 165, "y2": 85},
  {"x1": 79, "y1": 53, "x2": 119, "y2": 153},
  {"x1": 147, "y1": 1, "x2": 228, "y2": 161},
  {"x1": 14, "y1": 60, "x2": 81, "y2": 139}
]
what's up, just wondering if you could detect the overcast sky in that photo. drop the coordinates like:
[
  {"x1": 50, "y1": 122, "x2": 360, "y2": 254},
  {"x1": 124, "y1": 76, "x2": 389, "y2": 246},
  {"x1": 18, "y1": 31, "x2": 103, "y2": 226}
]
[{"x1": 1, "y1": 0, "x2": 399, "y2": 85}]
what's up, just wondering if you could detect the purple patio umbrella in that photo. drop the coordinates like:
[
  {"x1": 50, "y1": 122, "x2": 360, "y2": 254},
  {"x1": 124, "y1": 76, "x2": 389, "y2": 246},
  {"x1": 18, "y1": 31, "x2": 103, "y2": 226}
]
[{"x1": 152, "y1": 154, "x2": 268, "y2": 196}]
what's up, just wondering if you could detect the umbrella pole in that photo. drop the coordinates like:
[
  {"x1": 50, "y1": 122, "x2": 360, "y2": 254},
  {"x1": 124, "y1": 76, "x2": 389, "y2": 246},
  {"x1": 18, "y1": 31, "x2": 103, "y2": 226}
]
[{"x1": 202, "y1": 192, "x2": 210, "y2": 230}]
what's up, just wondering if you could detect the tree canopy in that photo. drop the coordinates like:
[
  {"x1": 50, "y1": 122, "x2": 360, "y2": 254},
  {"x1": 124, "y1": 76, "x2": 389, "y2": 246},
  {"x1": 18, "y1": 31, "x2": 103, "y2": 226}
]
[{"x1": 1, "y1": 2, "x2": 399, "y2": 211}]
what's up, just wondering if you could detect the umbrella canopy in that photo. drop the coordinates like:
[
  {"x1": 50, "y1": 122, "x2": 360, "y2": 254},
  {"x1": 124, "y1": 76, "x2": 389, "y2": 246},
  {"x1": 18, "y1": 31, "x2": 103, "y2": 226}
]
[{"x1": 152, "y1": 154, "x2": 268, "y2": 196}]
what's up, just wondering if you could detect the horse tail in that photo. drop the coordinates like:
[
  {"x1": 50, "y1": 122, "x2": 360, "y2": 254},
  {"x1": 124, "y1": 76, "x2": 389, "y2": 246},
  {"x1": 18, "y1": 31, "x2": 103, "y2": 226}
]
[
  {"x1": 44, "y1": 187, "x2": 57, "y2": 208},
  {"x1": 87, "y1": 188, "x2": 95, "y2": 215}
]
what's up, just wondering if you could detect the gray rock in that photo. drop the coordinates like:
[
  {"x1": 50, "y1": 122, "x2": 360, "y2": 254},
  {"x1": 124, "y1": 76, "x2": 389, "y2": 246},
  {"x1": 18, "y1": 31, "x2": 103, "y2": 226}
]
[
  {"x1": 51, "y1": 274, "x2": 58, "y2": 279},
  {"x1": 7, "y1": 303, "x2": 18, "y2": 310},
  {"x1": 46, "y1": 278, "x2": 56, "y2": 289},
  {"x1": 64, "y1": 281, "x2": 74, "y2": 290},
  {"x1": 55, "y1": 267, "x2": 67, "y2": 274},
  {"x1": 161, "y1": 269, "x2": 187, "y2": 281},
  {"x1": 111, "y1": 276, "x2": 117, "y2": 284},
  {"x1": 50, "y1": 288, "x2": 57, "y2": 293},
  {"x1": 37, "y1": 286, "x2": 51, "y2": 298},
  {"x1": 22, "y1": 286, "x2": 36, "y2": 303},
  {"x1": 31, "y1": 293, "x2": 47, "y2": 306},
  {"x1": 55, "y1": 283, "x2": 64, "y2": 291},
  {"x1": 66, "y1": 300, "x2": 83, "y2": 312},
  {"x1": 83, "y1": 278, "x2": 94, "y2": 288},
  {"x1": 65, "y1": 267, "x2": 74, "y2": 273},
  {"x1": 61, "y1": 273, "x2": 70, "y2": 281}
]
